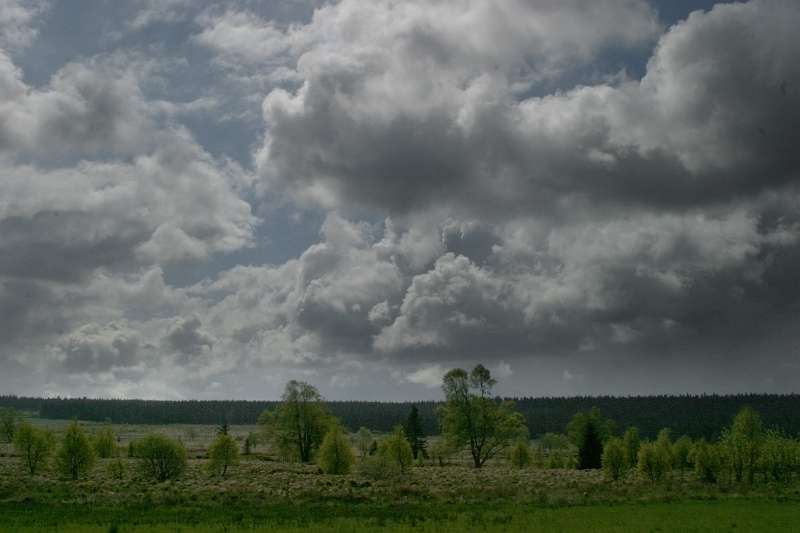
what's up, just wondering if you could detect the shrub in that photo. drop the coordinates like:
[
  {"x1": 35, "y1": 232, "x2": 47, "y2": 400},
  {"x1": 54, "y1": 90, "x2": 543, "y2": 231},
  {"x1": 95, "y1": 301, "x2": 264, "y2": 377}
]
[
  {"x1": 724, "y1": 407, "x2": 763, "y2": 484},
  {"x1": 94, "y1": 425, "x2": 117, "y2": 459},
  {"x1": 137, "y1": 433, "x2": 187, "y2": 482},
  {"x1": 243, "y1": 432, "x2": 258, "y2": 455},
  {"x1": 673, "y1": 435, "x2": 693, "y2": 473},
  {"x1": 692, "y1": 439, "x2": 721, "y2": 483},
  {"x1": 13, "y1": 421, "x2": 54, "y2": 476},
  {"x1": 207, "y1": 433, "x2": 240, "y2": 477},
  {"x1": 0, "y1": 407, "x2": 17, "y2": 443},
  {"x1": 56, "y1": 421, "x2": 95, "y2": 481},
  {"x1": 356, "y1": 427, "x2": 373, "y2": 459},
  {"x1": 380, "y1": 426, "x2": 414, "y2": 474},
  {"x1": 602, "y1": 437, "x2": 626, "y2": 481},
  {"x1": 760, "y1": 430, "x2": 797, "y2": 483},
  {"x1": 429, "y1": 438, "x2": 455, "y2": 467},
  {"x1": 510, "y1": 439, "x2": 531, "y2": 468},
  {"x1": 622, "y1": 427, "x2": 640, "y2": 470},
  {"x1": 637, "y1": 442, "x2": 670, "y2": 482},
  {"x1": 107, "y1": 457, "x2": 126, "y2": 480},
  {"x1": 318, "y1": 425, "x2": 354, "y2": 475},
  {"x1": 359, "y1": 452, "x2": 400, "y2": 480}
]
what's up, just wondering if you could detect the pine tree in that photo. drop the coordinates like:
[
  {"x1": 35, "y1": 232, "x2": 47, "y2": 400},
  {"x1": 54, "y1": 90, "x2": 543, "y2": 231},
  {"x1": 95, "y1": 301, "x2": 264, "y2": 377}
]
[
  {"x1": 404, "y1": 405, "x2": 428, "y2": 459},
  {"x1": 577, "y1": 418, "x2": 603, "y2": 469}
]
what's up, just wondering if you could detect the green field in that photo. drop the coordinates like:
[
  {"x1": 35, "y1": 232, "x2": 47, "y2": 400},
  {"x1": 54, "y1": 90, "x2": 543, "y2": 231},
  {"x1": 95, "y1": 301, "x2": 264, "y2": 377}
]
[{"x1": 2, "y1": 418, "x2": 800, "y2": 532}]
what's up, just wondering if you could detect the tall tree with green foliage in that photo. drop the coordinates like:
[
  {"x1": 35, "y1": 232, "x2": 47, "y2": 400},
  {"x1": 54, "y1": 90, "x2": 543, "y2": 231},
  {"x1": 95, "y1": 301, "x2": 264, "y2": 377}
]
[
  {"x1": 602, "y1": 437, "x2": 626, "y2": 480},
  {"x1": 13, "y1": 421, "x2": 54, "y2": 476},
  {"x1": 258, "y1": 380, "x2": 331, "y2": 463},
  {"x1": 622, "y1": 427, "x2": 640, "y2": 469},
  {"x1": 318, "y1": 425, "x2": 355, "y2": 475},
  {"x1": 439, "y1": 364, "x2": 527, "y2": 469},
  {"x1": 725, "y1": 406, "x2": 763, "y2": 484},
  {"x1": 207, "y1": 432, "x2": 239, "y2": 477},
  {"x1": 56, "y1": 421, "x2": 95, "y2": 481},
  {"x1": 356, "y1": 427, "x2": 373, "y2": 459},
  {"x1": 0, "y1": 407, "x2": 17, "y2": 443},
  {"x1": 576, "y1": 416, "x2": 604, "y2": 469},
  {"x1": 404, "y1": 405, "x2": 427, "y2": 459}
]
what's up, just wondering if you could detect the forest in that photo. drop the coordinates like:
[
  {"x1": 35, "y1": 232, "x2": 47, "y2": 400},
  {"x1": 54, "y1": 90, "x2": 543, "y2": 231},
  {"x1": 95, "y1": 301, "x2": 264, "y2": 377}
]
[{"x1": 2, "y1": 392, "x2": 799, "y2": 439}]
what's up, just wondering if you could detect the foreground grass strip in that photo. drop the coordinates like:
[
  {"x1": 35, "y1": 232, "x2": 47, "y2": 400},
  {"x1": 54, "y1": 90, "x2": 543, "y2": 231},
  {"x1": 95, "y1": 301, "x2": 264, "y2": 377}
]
[{"x1": 1, "y1": 500, "x2": 799, "y2": 532}]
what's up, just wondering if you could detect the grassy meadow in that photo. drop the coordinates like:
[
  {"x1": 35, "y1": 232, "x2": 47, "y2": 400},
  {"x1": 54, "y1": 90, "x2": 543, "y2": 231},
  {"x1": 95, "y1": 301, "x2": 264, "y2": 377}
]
[{"x1": 2, "y1": 417, "x2": 800, "y2": 532}]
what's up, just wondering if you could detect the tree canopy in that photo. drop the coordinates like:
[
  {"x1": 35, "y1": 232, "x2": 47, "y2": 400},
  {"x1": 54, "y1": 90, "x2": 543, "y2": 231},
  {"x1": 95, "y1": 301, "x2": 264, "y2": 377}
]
[{"x1": 439, "y1": 364, "x2": 527, "y2": 468}]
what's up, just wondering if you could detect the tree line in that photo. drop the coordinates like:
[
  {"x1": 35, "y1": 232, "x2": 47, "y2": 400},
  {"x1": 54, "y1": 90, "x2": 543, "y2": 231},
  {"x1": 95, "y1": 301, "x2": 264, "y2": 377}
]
[{"x1": 3, "y1": 393, "x2": 800, "y2": 439}]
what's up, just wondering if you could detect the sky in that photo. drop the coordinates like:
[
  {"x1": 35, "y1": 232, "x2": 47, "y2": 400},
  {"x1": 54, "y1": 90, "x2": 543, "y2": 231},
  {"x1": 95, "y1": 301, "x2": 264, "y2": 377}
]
[{"x1": 1, "y1": 0, "x2": 799, "y2": 401}]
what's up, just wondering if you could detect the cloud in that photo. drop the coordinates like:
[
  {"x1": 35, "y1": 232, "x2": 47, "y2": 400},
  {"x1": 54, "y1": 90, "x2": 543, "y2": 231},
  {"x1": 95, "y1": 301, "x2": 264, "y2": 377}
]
[
  {"x1": 164, "y1": 315, "x2": 214, "y2": 357},
  {"x1": 255, "y1": 0, "x2": 799, "y2": 216},
  {"x1": 0, "y1": 0, "x2": 47, "y2": 49},
  {"x1": 405, "y1": 364, "x2": 446, "y2": 388}
]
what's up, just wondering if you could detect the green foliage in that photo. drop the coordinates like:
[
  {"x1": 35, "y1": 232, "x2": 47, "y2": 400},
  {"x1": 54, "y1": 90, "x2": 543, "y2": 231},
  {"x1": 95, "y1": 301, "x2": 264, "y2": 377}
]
[
  {"x1": 724, "y1": 406, "x2": 763, "y2": 484},
  {"x1": 540, "y1": 432, "x2": 570, "y2": 451},
  {"x1": 673, "y1": 435, "x2": 693, "y2": 472},
  {"x1": 13, "y1": 421, "x2": 54, "y2": 476},
  {"x1": 622, "y1": 427, "x2": 640, "y2": 469},
  {"x1": 56, "y1": 421, "x2": 95, "y2": 481},
  {"x1": 0, "y1": 407, "x2": 17, "y2": 443},
  {"x1": 107, "y1": 456, "x2": 126, "y2": 480},
  {"x1": 379, "y1": 426, "x2": 414, "y2": 474},
  {"x1": 93, "y1": 425, "x2": 117, "y2": 459},
  {"x1": 760, "y1": 430, "x2": 797, "y2": 483},
  {"x1": 318, "y1": 425, "x2": 355, "y2": 475},
  {"x1": 567, "y1": 407, "x2": 614, "y2": 446},
  {"x1": 137, "y1": 433, "x2": 187, "y2": 482},
  {"x1": 602, "y1": 437, "x2": 626, "y2": 481},
  {"x1": 244, "y1": 432, "x2": 259, "y2": 455},
  {"x1": 207, "y1": 433, "x2": 240, "y2": 477},
  {"x1": 691, "y1": 439, "x2": 722, "y2": 483},
  {"x1": 355, "y1": 427, "x2": 373, "y2": 459},
  {"x1": 404, "y1": 405, "x2": 427, "y2": 459},
  {"x1": 509, "y1": 439, "x2": 532, "y2": 468},
  {"x1": 428, "y1": 438, "x2": 456, "y2": 467},
  {"x1": 572, "y1": 412, "x2": 604, "y2": 469},
  {"x1": 637, "y1": 441, "x2": 671, "y2": 482},
  {"x1": 258, "y1": 380, "x2": 331, "y2": 463},
  {"x1": 439, "y1": 364, "x2": 527, "y2": 468}
]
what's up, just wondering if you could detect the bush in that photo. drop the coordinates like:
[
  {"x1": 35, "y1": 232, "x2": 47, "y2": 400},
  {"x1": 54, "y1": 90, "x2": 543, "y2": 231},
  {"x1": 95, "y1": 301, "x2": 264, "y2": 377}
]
[
  {"x1": 0, "y1": 407, "x2": 17, "y2": 443},
  {"x1": 207, "y1": 433, "x2": 240, "y2": 477},
  {"x1": 637, "y1": 442, "x2": 670, "y2": 482},
  {"x1": 318, "y1": 425, "x2": 354, "y2": 475},
  {"x1": 380, "y1": 426, "x2": 414, "y2": 474},
  {"x1": 510, "y1": 439, "x2": 531, "y2": 469},
  {"x1": 359, "y1": 453, "x2": 401, "y2": 480},
  {"x1": 622, "y1": 427, "x2": 640, "y2": 470},
  {"x1": 94, "y1": 425, "x2": 117, "y2": 459},
  {"x1": 692, "y1": 439, "x2": 721, "y2": 483},
  {"x1": 602, "y1": 437, "x2": 626, "y2": 481},
  {"x1": 107, "y1": 457, "x2": 126, "y2": 480},
  {"x1": 13, "y1": 421, "x2": 54, "y2": 476},
  {"x1": 673, "y1": 435, "x2": 693, "y2": 473},
  {"x1": 56, "y1": 421, "x2": 95, "y2": 481},
  {"x1": 429, "y1": 438, "x2": 455, "y2": 467},
  {"x1": 760, "y1": 430, "x2": 797, "y2": 483},
  {"x1": 243, "y1": 432, "x2": 258, "y2": 455},
  {"x1": 137, "y1": 433, "x2": 187, "y2": 482}
]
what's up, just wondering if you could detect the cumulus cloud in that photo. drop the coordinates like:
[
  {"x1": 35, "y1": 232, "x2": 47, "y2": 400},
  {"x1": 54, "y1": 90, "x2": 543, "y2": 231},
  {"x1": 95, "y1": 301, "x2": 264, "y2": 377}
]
[{"x1": 4, "y1": 0, "x2": 800, "y2": 400}]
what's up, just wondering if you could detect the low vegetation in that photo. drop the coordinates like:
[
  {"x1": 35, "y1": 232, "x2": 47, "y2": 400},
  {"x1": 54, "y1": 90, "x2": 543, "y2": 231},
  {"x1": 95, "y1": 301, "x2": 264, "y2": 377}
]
[{"x1": 3, "y1": 366, "x2": 800, "y2": 531}]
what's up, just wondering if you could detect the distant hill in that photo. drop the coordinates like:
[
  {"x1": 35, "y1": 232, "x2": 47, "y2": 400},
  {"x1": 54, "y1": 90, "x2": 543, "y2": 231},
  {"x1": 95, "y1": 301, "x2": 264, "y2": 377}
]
[{"x1": 2, "y1": 393, "x2": 798, "y2": 440}]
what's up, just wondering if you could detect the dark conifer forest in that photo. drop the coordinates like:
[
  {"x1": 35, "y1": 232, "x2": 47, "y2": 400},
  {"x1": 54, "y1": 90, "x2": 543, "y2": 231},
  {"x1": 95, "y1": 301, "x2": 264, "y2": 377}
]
[{"x1": 3, "y1": 394, "x2": 799, "y2": 440}]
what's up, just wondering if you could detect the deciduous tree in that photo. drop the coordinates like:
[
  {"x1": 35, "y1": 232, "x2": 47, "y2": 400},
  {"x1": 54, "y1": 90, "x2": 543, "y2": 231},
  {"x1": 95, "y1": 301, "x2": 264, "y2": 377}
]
[
  {"x1": 439, "y1": 365, "x2": 527, "y2": 468},
  {"x1": 56, "y1": 421, "x2": 95, "y2": 481}
]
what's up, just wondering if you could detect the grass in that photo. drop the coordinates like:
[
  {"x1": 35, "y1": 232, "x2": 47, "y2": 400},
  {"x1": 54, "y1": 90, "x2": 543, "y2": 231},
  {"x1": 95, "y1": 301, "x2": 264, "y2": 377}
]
[
  {"x1": 1, "y1": 500, "x2": 799, "y2": 532},
  {"x1": 3, "y1": 418, "x2": 800, "y2": 531}
]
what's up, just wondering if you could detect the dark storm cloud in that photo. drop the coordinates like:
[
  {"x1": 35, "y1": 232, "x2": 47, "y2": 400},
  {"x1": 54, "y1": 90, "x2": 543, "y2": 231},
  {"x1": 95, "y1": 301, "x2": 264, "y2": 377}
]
[{"x1": 257, "y1": 0, "x2": 799, "y2": 216}]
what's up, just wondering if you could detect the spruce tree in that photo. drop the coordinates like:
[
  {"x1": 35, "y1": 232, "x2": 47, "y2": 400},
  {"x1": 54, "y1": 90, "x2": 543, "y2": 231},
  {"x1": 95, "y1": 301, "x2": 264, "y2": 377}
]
[
  {"x1": 577, "y1": 418, "x2": 603, "y2": 469},
  {"x1": 404, "y1": 405, "x2": 428, "y2": 459}
]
